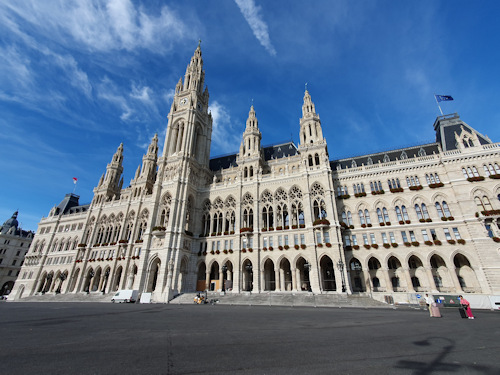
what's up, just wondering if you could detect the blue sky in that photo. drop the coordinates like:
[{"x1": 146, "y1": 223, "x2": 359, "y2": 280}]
[{"x1": 1, "y1": 0, "x2": 500, "y2": 231}]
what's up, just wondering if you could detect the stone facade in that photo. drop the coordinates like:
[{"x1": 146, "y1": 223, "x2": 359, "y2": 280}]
[
  {"x1": 0, "y1": 212, "x2": 34, "y2": 297},
  {"x1": 10, "y1": 46, "x2": 500, "y2": 303}
]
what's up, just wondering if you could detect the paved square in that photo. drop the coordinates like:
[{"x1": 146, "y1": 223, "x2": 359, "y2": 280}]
[{"x1": 0, "y1": 303, "x2": 498, "y2": 374}]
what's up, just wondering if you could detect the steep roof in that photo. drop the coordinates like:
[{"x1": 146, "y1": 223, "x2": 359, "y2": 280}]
[
  {"x1": 209, "y1": 141, "x2": 299, "y2": 171},
  {"x1": 331, "y1": 143, "x2": 440, "y2": 170}
]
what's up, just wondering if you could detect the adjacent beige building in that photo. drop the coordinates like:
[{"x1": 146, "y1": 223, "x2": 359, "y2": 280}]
[
  {"x1": 0, "y1": 212, "x2": 34, "y2": 296},
  {"x1": 10, "y1": 46, "x2": 500, "y2": 304}
]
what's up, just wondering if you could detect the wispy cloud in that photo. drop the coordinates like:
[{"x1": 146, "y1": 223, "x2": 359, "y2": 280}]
[
  {"x1": 234, "y1": 0, "x2": 276, "y2": 56},
  {"x1": 209, "y1": 101, "x2": 242, "y2": 155},
  {"x1": 0, "y1": 1, "x2": 190, "y2": 54}
]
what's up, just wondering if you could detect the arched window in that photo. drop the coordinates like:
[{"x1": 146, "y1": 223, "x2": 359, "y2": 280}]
[
  {"x1": 442, "y1": 201, "x2": 451, "y2": 217},
  {"x1": 308, "y1": 155, "x2": 313, "y2": 167},
  {"x1": 475, "y1": 195, "x2": 493, "y2": 211},
  {"x1": 415, "y1": 204, "x2": 423, "y2": 220},
  {"x1": 358, "y1": 210, "x2": 365, "y2": 225},
  {"x1": 347, "y1": 211, "x2": 353, "y2": 226},
  {"x1": 364, "y1": 209, "x2": 371, "y2": 225},
  {"x1": 315, "y1": 153, "x2": 320, "y2": 165},
  {"x1": 383, "y1": 208, "x2": 390, "y2": 222},
  {"x1": 395, "y1": 206, "x2": 402, "y2": 221},
  {"x1": 377, "y1": 208, "x2": 383, "y2": 224},
  {"x1": 402, "y1": 205, "x2": 409, "y2": 221},
  {"x1": 435, "y1": 202, "x2": 444, "y2": 218},
  {"x1": 421, "y1": 203, "x2": 429, "y2": 219}
]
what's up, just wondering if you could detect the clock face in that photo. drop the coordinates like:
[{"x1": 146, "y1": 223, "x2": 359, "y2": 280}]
[{"x1": 180, "y1": 98, "x2": 187, "y2": 105}]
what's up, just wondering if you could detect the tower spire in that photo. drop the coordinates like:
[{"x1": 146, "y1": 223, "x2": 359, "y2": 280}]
[{"x1": 299, "y1": 89, "x2": 323, "y2": 146}]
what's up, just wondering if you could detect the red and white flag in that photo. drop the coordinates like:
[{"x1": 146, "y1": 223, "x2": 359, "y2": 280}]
[{"x1": 72, "y1": 177, "x2": 78, "y2": 184}]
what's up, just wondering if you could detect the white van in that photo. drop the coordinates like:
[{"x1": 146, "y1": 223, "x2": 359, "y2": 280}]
[{"x1": 111, "y1": 290, "x2": 139, "y2": 303}]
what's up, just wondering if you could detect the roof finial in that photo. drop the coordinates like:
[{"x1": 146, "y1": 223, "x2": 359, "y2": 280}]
[
  {"x1": 305, "y1": 82, "x2": 308, "y2": 91},
  {"x1": 198, "y1": 39, "x2": 201, "y2": 48}
]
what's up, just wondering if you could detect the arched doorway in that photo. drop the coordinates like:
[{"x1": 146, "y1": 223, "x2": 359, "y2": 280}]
[
  {"x1": 430, "y1": 254, "x2": 452, "y2": 292},
  {"x1": 263, "y1": 258, "x2": 275, "y2": 291},
  {"x1": 44, "y1": 272, "x2": 54, "y2": 293},
  {"x1": 16, "y1": 284, "x2": 25, "y2": 299},
  {"x1": 221, "y1": 261, "x2": 234, "y2": 292},
  {"x1": 349, "y1": 258, "x2": 364, "y2": 292},
  {"x1": 296, "y1": 257, "x2": 311, "y2": 291},
  {"x1": 408, "y1": 255, "x2": 425, "y2": 291},
  {"x1": 147, "y1": 258, "x2": 161, "y2": 292},
  {"x1": 178, "y1": 257, "x2": 188, "y2": 293},
  {"x1": 113, "y1": 266, "x2": 123, "y2": 291},
  {"x1": 91, "y1": 268, "x2": 102, "y2": 292},
  {"x1": 242, "y1": 259, "x2": 253, "y2": 292},
  {"x1": 320, "y1": 255, "x2": 336, "y2": 291},
  {"x1": 368, "y1": 257, "x2": 383, "y2": 291},
  {"x1": 454, "y1": 253, "x2": 481, "y2": 293},
  {"x1": 279, "y1": 258, "x2": 292, "y2": 291},
  {"x1": 37, "y1": 272, "x2": 47, "y2": 293},
  {"x1": 0, "y1": 281, "x2": 14, "y2": 296},
  {"x1": 197, "y1": 262, "x2": 206, "y2": 291},
  {"x1": 83, "y1": 268, "x2": 95, "y2": 293},
  {"x1": 101, "y1": 267, "x2": 111, "y2": 293},
  {"x1": 54, "y1": 270, "x2": 69, "y2": 294},
  {"x1": 209, "y1": 262, "x2": 220, "y2": 291},
  {"x1": 387, "y1": 256, "x2": 404, "y2": 292}
]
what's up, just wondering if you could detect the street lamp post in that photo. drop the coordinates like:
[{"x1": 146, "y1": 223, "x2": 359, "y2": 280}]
[{"x1": 337, "y1": 260, "x2": 346, "y2": 293}]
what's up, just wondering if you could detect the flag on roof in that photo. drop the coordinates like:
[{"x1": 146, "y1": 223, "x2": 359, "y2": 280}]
[
  {"x1": 72, "y1": 177, "x2": 78, "y2": 184},
  {"x1": 435, "y1": 95, "x2": 453, "y2": 102}
]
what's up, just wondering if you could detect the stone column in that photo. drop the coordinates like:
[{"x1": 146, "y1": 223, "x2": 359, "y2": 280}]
[
  {"x1": 292, "y1": 267, "x2": 298, "y2": 291},
  {"x1": 449, "y1": 266, "x2": 464, "y2": 293},
  {"x1": 382, "y1": 268, "x2": 394, "y2": 293},
  {"x1": 275, "y1": 268, "x2": 280, "y2": 291},
  {"x1": 279, "y1": 268, "x2": 285, "y2": 291},
  {"x1": 402, "y1": 267, "x2": 415, "y2": 293},
  {"x1": 205, "y1": 271, "x2": 210, "y2": 291},
  {"x1": 425, "y1": 267, "x2": 438, "y2": 293},
  {"x1": 260, "y1": 269, "x2": 265, "y2": 292}
]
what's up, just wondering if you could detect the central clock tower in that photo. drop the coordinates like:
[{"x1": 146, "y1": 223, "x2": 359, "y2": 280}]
[{"x1": 162, "y1": 42, "x2": 212, "y2": 167}]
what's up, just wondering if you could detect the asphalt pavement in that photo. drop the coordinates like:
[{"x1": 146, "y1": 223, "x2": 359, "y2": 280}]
[{"x1": 0, "y1": 302, "x2": 498, "y2": 374}]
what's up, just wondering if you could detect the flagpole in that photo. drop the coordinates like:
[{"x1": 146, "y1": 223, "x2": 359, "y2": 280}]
[{"x1": 434, "y1": 94, "x2": 444, "y2": 116}]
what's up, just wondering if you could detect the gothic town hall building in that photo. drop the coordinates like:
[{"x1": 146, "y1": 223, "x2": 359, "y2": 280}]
[{"x1": 11, "y1": 46, "x2": 500, "y2": 304}]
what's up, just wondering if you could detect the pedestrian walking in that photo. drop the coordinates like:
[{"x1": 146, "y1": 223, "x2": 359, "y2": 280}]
[
  {"x1": 424, "y1": 294, "x2": 434, "y2": 317},
  {"x1": 459, "y1": 295, "x2": 474, "y2": 319}
]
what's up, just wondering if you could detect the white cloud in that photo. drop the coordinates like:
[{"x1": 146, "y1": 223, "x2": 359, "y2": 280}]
[
  {"x1": 209, "y1": 101, "x2": 242, "y2": 155},
  {"x1": 0, "y1": 45, "x2": 32, "y2": 87},
  {"x1": 0, "y1": 1, "x2": 190, "y2": 54},
  {"x1": 97, "y1": 77, "x2": 133, "y2": 121},
  {"x1": 234, "y1": 0, "x2": 276, "y2": 56},
  {"x1": 130, "y1": 84, "x2": 153, "y2": 104},
  {"x1": 51, "y1": 54, "x2": 93, "y2": 98}
]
